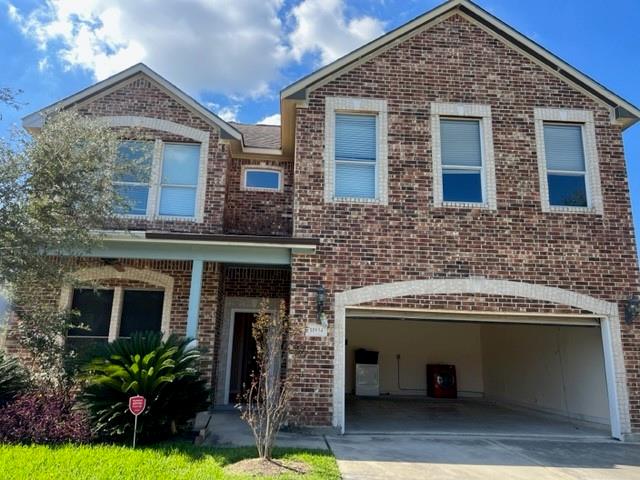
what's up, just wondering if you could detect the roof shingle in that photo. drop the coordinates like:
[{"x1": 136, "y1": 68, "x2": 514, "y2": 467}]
[{"x1": 230, "y1": 122, "x2": 281, "y2": 150}]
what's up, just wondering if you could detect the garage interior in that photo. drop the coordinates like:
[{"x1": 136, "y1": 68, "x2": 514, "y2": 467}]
[{"x1": 345, "y1": 308, "x2": 612, "y2": 437}]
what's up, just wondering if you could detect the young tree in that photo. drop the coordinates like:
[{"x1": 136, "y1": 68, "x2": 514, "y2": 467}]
[
  {"x1": 236, "y1": 299, "x2": 301, "y2": 460},
  {"x1": 1, "y1": 91, "x2": 125, "y2": 387}
]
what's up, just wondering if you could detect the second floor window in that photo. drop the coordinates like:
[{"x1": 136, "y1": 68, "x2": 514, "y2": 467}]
[
  {"x1": 113, "y1": 141, "x2": 153, "y2": 215},
  {"x1": 334, "y1": 113, "x2": 377, "y2": 200},
  {"x1": 243, "y1": 168, "x2": 282, "y2": 191},
  {"x1": 159, "y1": 144, "x2": 200, "y2": 217},
  {"x1": 440, "y1": 118, "x2": 484, "y2": 204},
  {"x1": 543, "y1": 123, "x2": 588, "y2": 208},
  {"x1": 114, "y1": 140, "x2": 202, "y2": 220}
]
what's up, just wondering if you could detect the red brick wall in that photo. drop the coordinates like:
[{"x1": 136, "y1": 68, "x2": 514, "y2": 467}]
[
  {"x1": 223, "y1": 265, "x2": 291, "y2": 299},
  {"x1": 289, "y1": 14, "x2": 640, "y2": 427},
  {"x1": 223, "y1": 158, "x2": 293, "y2": 236},
  {"x1": 6, "y1": 259, "x2": 220, "y2": 384}
]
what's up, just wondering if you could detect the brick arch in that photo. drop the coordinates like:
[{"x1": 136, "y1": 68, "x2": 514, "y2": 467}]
[
  {"x1": 99, "y1": 116, "x2": 209, "y2": 142},
  {"x1": 59, "y1": 265, "x2": 174, "y2": 337},
  {"x1": 332, "y1": 277, "x2": 629, "y2": 438},
  {"x1": 335, "y1": 278, "x2": 617, "y2": 315}
]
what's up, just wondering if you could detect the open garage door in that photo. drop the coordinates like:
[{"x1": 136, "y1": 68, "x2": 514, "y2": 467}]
[{"x1": 344, "y1": 307, "x2": 613, "y2": 438}]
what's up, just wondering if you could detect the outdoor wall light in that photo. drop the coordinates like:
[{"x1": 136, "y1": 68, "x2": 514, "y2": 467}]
[
  {"x1": 624, "y1": 294, "x2": 640, "y2": 325},
  {"x1": 316, "y1": 286, "x2": 327, "y2": 325}
]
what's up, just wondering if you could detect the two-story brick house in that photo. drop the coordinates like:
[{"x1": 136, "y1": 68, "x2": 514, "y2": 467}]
[{"x1": 11, "y1": 0, "x2": 640, "y2": 440}]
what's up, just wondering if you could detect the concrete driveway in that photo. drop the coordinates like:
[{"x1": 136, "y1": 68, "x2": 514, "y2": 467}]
[{"x1": 326, "y1": 435, "x2": 640, "y2": 480}]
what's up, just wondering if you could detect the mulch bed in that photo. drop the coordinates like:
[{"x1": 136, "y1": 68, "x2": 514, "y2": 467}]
[{"x1": 225, "y1": 458, "x2": 311, "y2": 476}]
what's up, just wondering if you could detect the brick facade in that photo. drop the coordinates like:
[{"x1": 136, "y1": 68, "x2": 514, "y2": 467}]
[
  {"x1": 223, "y1": 157, "x2": 293, "y2": 235},
  {"x1": 289, "y1": 14, "x2": 640, "y2": 428},
  {"x1": 8, "y1": 5, "x2": 640, "y2": 436}
]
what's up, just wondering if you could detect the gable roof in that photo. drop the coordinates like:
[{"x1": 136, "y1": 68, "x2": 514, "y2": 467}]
[
  {"x1": 230, "y1": 122, "x2": 281, "y2": 149},
  {"x1": 281, "y1": 0, "x2": 640, "y2": 129},
  {"x1": 22, "y1": 63, "x2": 244, "y2": 142}
]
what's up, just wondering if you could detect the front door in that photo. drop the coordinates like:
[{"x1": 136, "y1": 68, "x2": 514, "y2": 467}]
[{"x1": 228, "y1": 312, "x2": 258, "y2": 403}]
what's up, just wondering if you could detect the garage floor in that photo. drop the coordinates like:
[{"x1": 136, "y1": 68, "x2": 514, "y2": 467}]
[{"x1": 346, "y1": 397, "x2": 609, "y2": 438}]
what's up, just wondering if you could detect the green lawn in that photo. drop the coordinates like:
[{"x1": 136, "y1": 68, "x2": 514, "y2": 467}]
[{"x1": 0, "y1": 441, "x2": 340, "y2": 480}]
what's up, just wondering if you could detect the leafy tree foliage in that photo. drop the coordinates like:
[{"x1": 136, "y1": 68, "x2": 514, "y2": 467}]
[{"x1": 0, "y1": 89, "x2": 134, "y2": 389}]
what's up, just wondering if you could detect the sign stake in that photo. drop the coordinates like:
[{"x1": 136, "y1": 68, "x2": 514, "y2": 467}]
[{"x1": 128, "y1": 395, "x2": 146, "y2": 449}]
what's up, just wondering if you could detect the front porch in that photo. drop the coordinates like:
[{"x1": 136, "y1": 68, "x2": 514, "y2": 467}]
[{"x1": 56, "y1": 231, "x2": 316, "y2": 401}]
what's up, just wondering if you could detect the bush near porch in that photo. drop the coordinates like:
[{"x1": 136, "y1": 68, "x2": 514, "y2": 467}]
[{"x1": 0, "y1": 442, "x2": 340, "y2": 480}]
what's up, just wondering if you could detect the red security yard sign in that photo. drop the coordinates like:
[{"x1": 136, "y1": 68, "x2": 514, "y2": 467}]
[
  {"x1": 129, "y1": 395, "x2": 146, "y2": 416},
  {"x1": 129, "y1": 395, "x2": 146, "y2": 448}
]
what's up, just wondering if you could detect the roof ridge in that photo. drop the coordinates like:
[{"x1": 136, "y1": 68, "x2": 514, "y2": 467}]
[{"x1": 230, "y1": 121, "x2": 281, "y2": 128}]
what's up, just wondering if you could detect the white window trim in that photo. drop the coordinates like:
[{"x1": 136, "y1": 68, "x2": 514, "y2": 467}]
[
  {"x1": 534, "y1": 108, "x2": 603, "y2": 214},
  {"x1": 431, "y1": 102, "x2": 497, "y2": 210},
  {"x1": 104, "y1": 116, "x2": 209, "y2": 223},
  {"x1": 241, "y1": 165, "x2": 284, "y2": 192},
  {"x1": 324, "y1": 97, "x2": 388, "y2": 205}
]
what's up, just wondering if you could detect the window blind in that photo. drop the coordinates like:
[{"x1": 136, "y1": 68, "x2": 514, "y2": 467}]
[
  {"x1": 159, "y1": 144, "x2": 200, "y2": 217},
  {"x1": 543, "y1": 124, "x2": 585, "y2": 172},
  {"x1": 441, "y1": 119, "x2": 482, "y2": 167},
  {"x1": 335, "y1": 114, "x2": 377, "y2": 199}
]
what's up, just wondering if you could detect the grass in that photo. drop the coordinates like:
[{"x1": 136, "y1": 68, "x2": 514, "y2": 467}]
[{"x1": 0, "y1": 441, "x2": 340, "y2": 480}]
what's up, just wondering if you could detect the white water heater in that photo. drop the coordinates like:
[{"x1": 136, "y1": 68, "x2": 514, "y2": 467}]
[{"x1": 355, "y1": 363, "x2": 379, "y2": 396}]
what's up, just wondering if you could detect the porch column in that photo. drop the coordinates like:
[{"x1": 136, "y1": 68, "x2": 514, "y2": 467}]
[{"x1": 186, "y1": 259, "x2": 204, "y2": 339}]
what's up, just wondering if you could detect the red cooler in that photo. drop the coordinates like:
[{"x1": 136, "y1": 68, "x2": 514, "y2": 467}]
[{"x1": 427, "y1": 364, "x2": 457, "y2": 398}]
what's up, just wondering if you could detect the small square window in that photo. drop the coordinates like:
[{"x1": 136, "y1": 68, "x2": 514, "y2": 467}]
[{"x1": 244, "y1": 169, "x2": 281, "y2": 191}]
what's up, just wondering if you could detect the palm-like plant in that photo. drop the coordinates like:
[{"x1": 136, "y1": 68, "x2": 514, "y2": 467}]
[
  {"x1": 80, "y1": 332, "x2": 209, "y2": 443},
  {"x1": 0, "y1": 351, "x2": 28, "y2": 406}
]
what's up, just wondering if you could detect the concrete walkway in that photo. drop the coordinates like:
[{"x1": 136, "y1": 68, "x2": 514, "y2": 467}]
[
  {"x1": 200, "y1": 410, "x2": 328, "y2": 450},
  {"x1": 327, "y1": 435, "x2": 640, "y2": 480}
]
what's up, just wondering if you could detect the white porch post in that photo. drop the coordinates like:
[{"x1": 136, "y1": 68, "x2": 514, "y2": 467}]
[{"x1": 186, "y1": 260, "x2": 204, "y2": 340}]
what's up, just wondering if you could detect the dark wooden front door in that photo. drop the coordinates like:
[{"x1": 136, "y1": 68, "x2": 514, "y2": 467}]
[{"x1": 229, "y1": 312, "x2": 258, "y2": 403}]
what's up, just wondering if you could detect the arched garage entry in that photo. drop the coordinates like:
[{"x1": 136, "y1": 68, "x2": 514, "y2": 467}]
[{"x1": 333, "y1": 278, "x2": 630, "y2": 439}]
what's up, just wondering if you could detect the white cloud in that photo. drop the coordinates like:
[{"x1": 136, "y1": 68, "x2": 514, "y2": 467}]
[
  {"x1": 8, "y1": 0, "x2": 386, "y2": 107},
  {"x1": 8, "y1": 0, "x2": 289, "y2": 97},
  {"x1": 217, "y1": 106, "x2": 240, "y2": 123},
  {"x1": 205, "y1": 102, "x2": 240, "y2": 122},
  {"x1": 258, "y1": 113, "x2": 281, "y2": 125},
  {"x1": 288, "y1": 0, "x2": 385, "y2": 65}
]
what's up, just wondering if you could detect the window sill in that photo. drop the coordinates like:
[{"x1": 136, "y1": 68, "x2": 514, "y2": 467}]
[
  {"x1": 330, "y1": 196, "x2": 384, "y2": 205},
  {"x1": 546, "y1": 205, "x2": 599, "y2": 214},
  {"x1": 438, "y1": 201, "x2": 495, "y2": 210},
  {"x1": 241, "y1": 187, "x2": 283, "y2": 193},
  {"x1": 115, "y1": 213, "x2": 200, "y2": 222}
]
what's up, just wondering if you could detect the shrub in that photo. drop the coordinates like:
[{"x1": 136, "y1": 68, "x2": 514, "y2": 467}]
[
  {"x1": 80, "y1": 332, "x2": 209, "y2": 443},
  {"x1": 0, "y1": 351, "x2": 28, "y2": 406},
  {"x1": 0, "y1": 391, "x2": 91, "y2": 444}
]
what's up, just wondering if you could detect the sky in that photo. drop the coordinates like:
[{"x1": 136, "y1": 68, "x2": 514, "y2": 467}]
[{"x1": 0, "y1": 0, "x2": 639, "y2": 245}]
